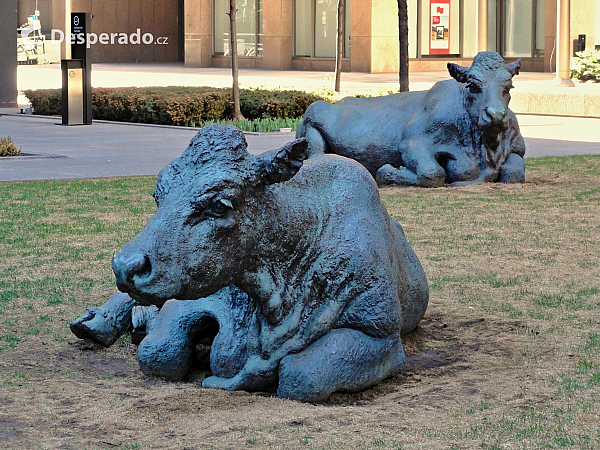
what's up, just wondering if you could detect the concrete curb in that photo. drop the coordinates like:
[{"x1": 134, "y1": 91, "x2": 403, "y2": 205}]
[{"x1": 0, "y1": 112, "x2": 297, "y2": 136}]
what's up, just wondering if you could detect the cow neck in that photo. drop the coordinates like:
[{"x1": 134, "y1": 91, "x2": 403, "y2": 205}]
[{"x1": 238, "y1": 184, "x2": 327, "y2": 323}]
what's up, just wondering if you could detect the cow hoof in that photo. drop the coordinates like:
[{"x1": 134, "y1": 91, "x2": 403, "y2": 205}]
[
  {"x1": 202, "y1": 375, "x2": 243, "y2": 391},
  {"x1": 70, "y1": 292, "x2": 135, "y2": 347},
  {"x1": 376, "y1": 165, "x2": 418, "y2": 186},
  {"x1": 70, "y1": 308, "x2": 123, "y2": 347}
]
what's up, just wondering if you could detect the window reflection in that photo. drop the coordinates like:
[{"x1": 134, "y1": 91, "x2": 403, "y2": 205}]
[
  {"x1": 214, "y1": 0, "x2": 263, "y2": 57},
  {"x1": 294, "y1": 0, "x2": 351, "y2": 58}
]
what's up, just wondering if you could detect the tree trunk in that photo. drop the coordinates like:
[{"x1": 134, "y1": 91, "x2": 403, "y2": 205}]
[
  {"x1": 398, "y1": 0, "x2": 409, "y2": 92},
  {"x1": 229, "y1": 0, "x2": 244, "y2": 120},
  {"x1": 334, "y1": 0, "x2": 345, "y2": 92}
]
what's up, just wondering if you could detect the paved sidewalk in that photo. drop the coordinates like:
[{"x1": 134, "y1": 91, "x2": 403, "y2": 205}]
[
  {"x1": 0, "y1": 113, "x2": 598, "y2": 182},
  {"x1": 0, "y1": 115, "x2": 292, "y2": 181},
  {"x1": 16, "y1": 63, "x2": 600, "y2": 118}
]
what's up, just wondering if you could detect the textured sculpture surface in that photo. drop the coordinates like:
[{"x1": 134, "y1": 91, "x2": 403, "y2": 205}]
[
  {"x1": 297, "y1": 52, "x2": 526, "y2": 187},
  {"x1": 72, "y1": 125, "x2": 429, "y2": 402}
]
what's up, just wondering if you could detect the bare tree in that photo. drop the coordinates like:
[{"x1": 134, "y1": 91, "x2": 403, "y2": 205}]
[
  {"x1": 334, "y1": 0, "x2": 345, "y2": 92},
  {"x1": 398, "y1": 0, "x2": 409, "y2": 92},
  {"x1": 229, "y1": 0, "x2": 244, "y2": 120}
]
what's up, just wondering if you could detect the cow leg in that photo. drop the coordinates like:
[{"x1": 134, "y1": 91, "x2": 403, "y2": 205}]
[
  {"x1": 405, "y1": 147, "x2": 446, "y2": 187},
  {"x1": 439, "y1": 150, "x2": 479, "y2": 183},
  {"x1": 499, "y1": 153, "x2": 526, "y2": 183},
  {"x1": 376, "y1": 143, "x2": 445, "y2": 188},
  {"x1": 302, "y1": 124, "x2": 328, "y2": 157},
  {"x1": 139, "y1": 287, "x2": 255, "y2": 381},
  {"x1": 277, "y1": 329, "x2": 404, "y2": 402},
  {"x1": 137, "y1": 299, "x2": 217, "y2": 381},
  {"x1": 70, "y1": 292, "x2": 135, "y2": 347}
]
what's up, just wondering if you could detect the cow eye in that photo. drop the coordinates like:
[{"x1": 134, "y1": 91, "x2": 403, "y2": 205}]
[
  {"x1": 467, "y1": 83, "x2": 481, "y2": 93},
  {"x1": 208, "y1": 198, "x2": 233, "y2": 218}
]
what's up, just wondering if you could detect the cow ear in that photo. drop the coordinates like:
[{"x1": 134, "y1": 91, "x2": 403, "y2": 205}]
[
  {"x1": 447, "y1": 63, "x2": 469, "y2": 83},
  {"x1": 506, "y1": 58, "x2": 522, "y2": 77},
  {"x1": 261, "y1": 138, "x2": 309, "y2": 185}
]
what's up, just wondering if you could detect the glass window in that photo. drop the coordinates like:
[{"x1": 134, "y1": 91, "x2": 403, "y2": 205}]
[
  {"x1": 503, "y1": 0, "x2": 533, "y2": 57},
  {"x1": 214, "y1": 0, "x2": 263, "y2": 57},
  {"x1": 534, "y1": 0, "x2": 545, "y2": 56},
  {"x1": 315, "y1": 0, "x2": 337, "y2": 57},
  {"x1": 294, "y1": 0, "x2": 350, "y2": 58},
  {"x1": 295, "y1": 0, "x2": 312, "y2": 56}
]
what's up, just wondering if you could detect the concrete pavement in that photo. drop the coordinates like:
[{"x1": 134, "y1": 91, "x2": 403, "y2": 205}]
[{"x1": 0, "y1": 113, "x2": 598, "y2": 182}]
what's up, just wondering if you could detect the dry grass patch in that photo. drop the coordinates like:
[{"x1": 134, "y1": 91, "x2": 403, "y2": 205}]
[{"x1": 0, "y1": 156, "x2": 599, "y2": 449}]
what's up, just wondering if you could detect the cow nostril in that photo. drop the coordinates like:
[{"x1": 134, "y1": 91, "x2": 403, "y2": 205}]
[
  {"x1": 113, "y1": 253, "x2": 152, "y2": 283},
  {"x1": 127, "y1": 254, "x2": 151, "y2": 278}
]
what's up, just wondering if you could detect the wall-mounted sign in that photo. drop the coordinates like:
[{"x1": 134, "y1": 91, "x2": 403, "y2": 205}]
[{"x1": 430, "y1": 0, "x2": 450, "y2": 55}]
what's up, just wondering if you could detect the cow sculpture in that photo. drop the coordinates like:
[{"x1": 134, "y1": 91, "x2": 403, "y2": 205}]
[
  {"x1": 71, "y1": 125, "x2": 429, "y2": 402},
  {"x1": 297, "y1": 52, "x2": 526, "y2": 187}
]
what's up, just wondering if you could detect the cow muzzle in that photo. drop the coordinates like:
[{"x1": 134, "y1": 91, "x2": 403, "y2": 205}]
[
  {"x1": 112, "y1": 252, "x2": 153, "y2": 293},
  {"x1": 480, "y1": 106, "x2": 508, "y2": 135}
]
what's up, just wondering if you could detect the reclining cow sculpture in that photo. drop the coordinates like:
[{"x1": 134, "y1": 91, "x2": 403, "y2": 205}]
[
  {"x1": 297, "y1": 52, "x2": 526, "y2": 187},
  {"x1": 71, "y1": 125, "x2": 429, "y2": 402}
]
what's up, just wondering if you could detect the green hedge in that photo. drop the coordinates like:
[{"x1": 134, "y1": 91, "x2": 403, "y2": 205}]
[{"x1": 23, "y1": 87, "x2": 326, "y2": 126}]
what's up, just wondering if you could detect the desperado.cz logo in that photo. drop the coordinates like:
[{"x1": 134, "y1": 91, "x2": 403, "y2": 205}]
[{"x1": 21, "y1": 27, "x2": 168, "y2": 48}]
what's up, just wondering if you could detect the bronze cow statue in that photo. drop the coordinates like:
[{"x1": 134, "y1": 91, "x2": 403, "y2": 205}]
[
  {"x1": 72, "y1": 126, "x2": 429, "y2": 402},
  {"x1": 297, "y1": 52, "x2": 526, "y2": 187}
]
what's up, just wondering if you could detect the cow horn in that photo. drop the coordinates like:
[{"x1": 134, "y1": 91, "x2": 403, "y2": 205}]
[
  {"x1": 447, "y1": 63, "x2": 470, "y2": 83},
  {"x1": 506, "y1": 58, "x2": 522, "y2": 76}
]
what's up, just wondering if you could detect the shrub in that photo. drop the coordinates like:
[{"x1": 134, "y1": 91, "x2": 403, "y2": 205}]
[
  {"x1": 0, "y1": 137, "x2": 22, "y2": 157},
  {"x1": 23, "y1": 87, "x2": 327, "y2": 127},
  {"x1": 571, "y1": 49, "x2": 600, "y2": 82}
]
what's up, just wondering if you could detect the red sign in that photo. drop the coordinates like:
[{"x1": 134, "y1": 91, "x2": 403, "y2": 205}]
[{"x1": 430, "y1": 0, "x2": 450, "y2": 55}]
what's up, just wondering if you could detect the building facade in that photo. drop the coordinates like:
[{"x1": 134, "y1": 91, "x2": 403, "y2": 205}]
[{"x1": 17, "y1": 0, "x2": 600, "y2": 72}]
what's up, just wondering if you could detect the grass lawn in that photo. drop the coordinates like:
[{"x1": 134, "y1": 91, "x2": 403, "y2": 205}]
[{"x1": 0, "y1": 155, "x2": 599, "y2": 449}]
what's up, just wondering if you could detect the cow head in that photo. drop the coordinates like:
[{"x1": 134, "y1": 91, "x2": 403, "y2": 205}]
[
  {"x1": 112, "y1": 125, "x2": 309, "y2": 305},
  {"x1": 448, "y1": 52, "x2": 521, "y2": 138}
]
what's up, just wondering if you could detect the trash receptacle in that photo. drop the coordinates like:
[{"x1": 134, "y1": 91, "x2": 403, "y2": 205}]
[
  {"x1": 61, "y1": 59, "x2": 84, "y2": 125},
  {"x1": 577, "y1": 35, "x2": 586, "y2": 52}
]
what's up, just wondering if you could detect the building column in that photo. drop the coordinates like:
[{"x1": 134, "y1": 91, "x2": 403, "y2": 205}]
[
  {"x1": 350, "y1": 0, "x2": 399, "y2": 73},
  {"x1": 262, "y1": 0, "x2": 293, "y2": 70},
  {"x1": 64, "y1": 0, "x2": 72, "y2": 59},
  {"x1": 477, "y1": 0, "x2": 488, "y2": 52},
  {"x1": 556, "y1": 0, "x2": 575, "y2": 85},
  {"x1": 184, "y1": 0, "x2": 212, "y2": 67},
  {"x1": 0, "y1": 0, "x2": 18, "y2": 107}
]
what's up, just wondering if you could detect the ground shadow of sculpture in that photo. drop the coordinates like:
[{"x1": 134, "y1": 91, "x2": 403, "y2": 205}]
[
  {"x1": 71, "y1": 125, "x2": 429, "y2": 402},
  {"x1": 297, "y1": 52, "x2": 526, "y2": 187}
]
